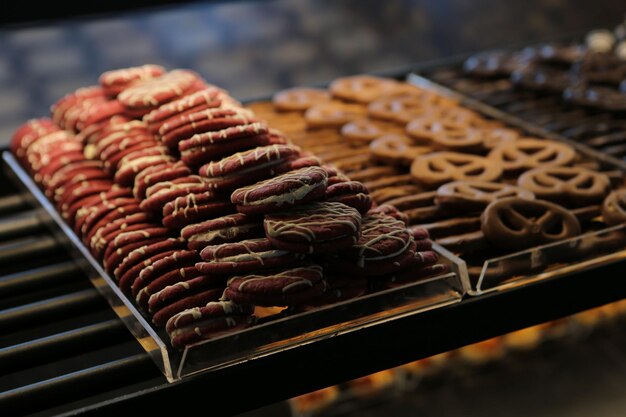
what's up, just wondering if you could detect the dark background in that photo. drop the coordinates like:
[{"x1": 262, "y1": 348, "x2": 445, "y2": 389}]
[{"x1": 0, "y1": 0, "x2": 624, "y2": 144}]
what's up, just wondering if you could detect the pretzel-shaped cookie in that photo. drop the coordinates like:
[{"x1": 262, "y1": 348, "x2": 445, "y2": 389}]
[
  {"x1": 304, "y1": 101, "x2": 367, "y2": 129},
  {"x1": 481, "y1": 197, "x2": 581, "y2": 251},
  {"x1": 368, "y1": 93, "x2": 436, "y2": 124},
  {"x1": 602, "y1": 189, "x2": 626, "y2": 225},
  {"x1": 436, "y1": 180, "x2": 535, "y2": 211},
  {"x1": 488, "y1": 138, "x2": 576, "y2": 174},
  {"x1": 370, "y1": 134, "x2": 432, "y2": 166},
  {"x1": 518, "y1": 166, "x2": 610, "y2": 206},
  {"x1": 341, "y1": 118, "x2": 402, "y2": 145},
  {"x1": 272, "y1": 87, "x2": 331, "y2": 112},
  {"x1": 329, "y1": 75, "x2": 401, "y2": 103},
  {"x1": 411, "y1": 152, "x2": 503, "y2": 188}
]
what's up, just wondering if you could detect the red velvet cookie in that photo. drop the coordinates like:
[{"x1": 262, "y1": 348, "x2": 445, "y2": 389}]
[
  {"x1": 198, "y1": 144, "x2": 302, "y2": 192},
  {"x1": 117, "y1": 249, "x2": 179, "y2": 295},
  {"x1": 162, "y1": 192, "x2": 236, "y2": 230},
  {"x1": 159, "y1": 107, "x2": 255, "y2": 149},
  {"x1": 113, "y1": 237, "x2": 186, "y2": 282},
  {"x1": 230, "y1": 166, "x2": 328, "y2": 215},
  {"x1": 263, "y1": 202, "x2": 362, "y2": 254},
  {"x1": 11, "y1": 118, "x2": 60, "y2": 159},
  {"x1": 140, "y1": 176, "x2": 214, "y2": 212},
  {"x1": 150, "y1": 284, "x2": 225, "y2": 328},
  {"x1": 131, "y1": 250, "x2": 200, "y2": 298},
  {"x1": 166, "y1": 301, "x2": 254, "y2": 349},
  {"x1": 197, "y1": 237, "x2": 305, "y2": 275},
  {"x1": 181, "y1": 213, "x2": 265, "y2": 250},
  {"x1": 117, "y1": 69, "x2": 204, "y2": 117},
  {"x1": 324, "y1": 181, "x2": 372, "y2": 214},
  {"x1": 132, "y1": 161, "x2": 192, "y2": 199},
  {"x1": 223, "y1": 264, "x2": 326, "y2": 307},
  {"x1": 135, "y1": 265, "x2": 212, "y2": 310},
  {"x1": 180, "y1": 133, "x2": 276, "y2": 167},
  {"x1": 99, "y1": 64, "x2": 166, "y2": 97}
]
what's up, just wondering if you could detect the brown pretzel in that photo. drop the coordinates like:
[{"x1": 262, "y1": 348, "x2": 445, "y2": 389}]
[
  {"x1": 340, "y1": 118, "x2": 403, "y2": 146},
  {"x1": 481, "y1": 197, "x2": 581, "y2": 251},
  {"x1": 436, "y1": 180, "x2": 535, "y2": 211},
  {"x1": 411, "y1": 152, "x2": 503, "y2": 188},
  {"x1": 329, "y1": 75, "x2": 401, "y2": 103},
  {"x1": 304, "y1": 101, "x2": 367, "y2": 129},
  {"x1": 602, "y1": 189, "x2": 626, "y2": 226},
  {"x1": 370, "y1": 134, "x2": 433, "y2": 166},
  {"x1": 518, "y1": 166, "x2": 610, "y2": 207},
  {"x1": 488, "y1": 138, "x2": 576, "y2": 175},
  {"x1": 480, "y1": 127, "x2": 520, "y2": 150},
  {"x1": 368, "y1": 93, "x2": 438, "y2": 124},
  {"x1": 272, "y1": 87, "x2": 331, "y2": 111}
]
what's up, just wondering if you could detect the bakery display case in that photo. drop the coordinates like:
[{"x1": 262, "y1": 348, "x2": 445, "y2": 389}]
[{"x1": 2, "y1": 1, "x2": 626, "y2": 417}]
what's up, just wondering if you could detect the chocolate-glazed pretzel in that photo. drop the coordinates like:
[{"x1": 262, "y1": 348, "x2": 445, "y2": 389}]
[
  {"x1": 436, "y1": 180, "x2": 535, "y2": 211},
  {"x1": 488, "y1": 138, "x2": 576, "y2": 175},
  {"x1": 481, "y1": 197, "x2": 581, "y2": 251},
  {"x1": 602, "y1": 189, "x2": 626, "y2": 226},
  {"x1": 411, "y1": 152, "x2": 503, "y2": 188},
  {"x1": 370, "y1": 134, "x2": 432, "y2": 166},
  {"x1": 518, "y1": 166, "x2": 611, "y2": 207}
]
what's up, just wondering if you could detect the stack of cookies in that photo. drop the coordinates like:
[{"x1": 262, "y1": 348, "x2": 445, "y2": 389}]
[
  {"x1": 11, "y1": 66, "x2": 448, "y2": 349},
  {"x1": 247, "y1": 74, "x2": 626, "y2": 280}
]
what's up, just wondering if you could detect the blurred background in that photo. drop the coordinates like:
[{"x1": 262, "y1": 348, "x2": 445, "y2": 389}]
[{"x1": 0, "y1": 0, "x2": 624, "y2": 145}]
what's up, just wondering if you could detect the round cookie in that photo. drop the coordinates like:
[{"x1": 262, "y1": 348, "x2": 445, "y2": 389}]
[
  {"x1": 99, "y1": 64, "x2": 166, "y2": 97},
  {"x1": 131, "y1": 250, "x2": 200, "y2": 298},
  {"x1": 230, "y1": 166, "x2": 328, "y2": 215},
  {"x1": 162, "y1": 193, "x2": 236, "y2": 230},
  {"x1": 197, "y1": 237, "x2": 305, "y2": 275},
  {"x1": 150, "y1": 284, "x2": 225, "y2": 328},
  {"x1": 140, "y1": 176, "x2": 214, "y2": 212},
  {"x1": 181, "y1": 213, "x2": 265, "y2": 250},
  {"x1": 166, "y1": 301, "x2": 254, "y2": 349},
  {"x1": 264, "y1": 202, "x2": 362, "y2": 254},
  {"x1": 324, "y1": 181, "x2": 373, "y2": 214},
  {"x1": 198, "y1": 144, "x2": 302, "y2": 192},
  {"x1": 224, "y1": 264, "x2": 326, "y2": 307}
]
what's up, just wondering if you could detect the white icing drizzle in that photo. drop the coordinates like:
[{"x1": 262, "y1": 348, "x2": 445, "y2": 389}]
[
  {"x1": 228, "y1": 265, "x2": 322, "y2": 293},
  {"x1": 118, "y1": 70, "x2": 198, "y2": 107},
  {"x1": 187, "y1": 121, "x2": 267, "y2": 146},
  {"x1": 265, "y1": 202, "x2": 361, "y2": 242},
  {"x1": 353, "y1": 214, "x2": 411, "y2": 267},
  {"x1": 187, "y1": 223, "x2": 258, "y2": 244}
]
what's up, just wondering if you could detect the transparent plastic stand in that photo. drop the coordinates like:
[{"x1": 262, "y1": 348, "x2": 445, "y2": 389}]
[{"x1": 3, "y1": 151, "x2": 465, "y2": 382}]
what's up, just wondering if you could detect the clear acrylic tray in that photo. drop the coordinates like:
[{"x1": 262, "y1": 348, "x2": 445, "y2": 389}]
[
  {"x1": 405, "y1": 72, "x2": 626, "y2": 296},
  {"x1": 2, "y1": 151, "x2": 465, "y2": 382}
]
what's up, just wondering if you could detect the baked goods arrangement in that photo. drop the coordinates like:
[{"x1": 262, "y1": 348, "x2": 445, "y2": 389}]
[
  {"x1": 10, "y1": 66, "x2": 449, "y2": 349},
  {"x1": 247, "y1": 74, "x2": 626, "y2": 283},
  {"x1": 428, "y1": 28, "x2": 626, "y2": 160}
]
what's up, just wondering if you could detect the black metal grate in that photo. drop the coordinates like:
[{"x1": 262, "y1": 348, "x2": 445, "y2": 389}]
[{"x1": 0, "y1": 174, "x2": 164, "y2": 417}]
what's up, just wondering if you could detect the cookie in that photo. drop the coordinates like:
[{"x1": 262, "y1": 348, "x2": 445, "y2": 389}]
[
  {"x1": 230, "y1": 166, "x2": 328, "y2": 215},
  {"x1": 161, "y1": 193, "x2": 236, "y2": 230},
  {"x1": 272, "y1": 87, "x2": 331, "y2": 111},
  {"x1": 324, "y1": 181, "x2": 372, "y2": 214},
  {"x1": 435, "y1": 180, "x2": 535, "y2": 211},
  {"x1": 223, "y1": 264, "x2": 326, "y2": 307},
  {"x1": 130, "y1": 250, "x2": 200, "y2": 298},
  {"x1": 198, "y1": 144, "x2": 302, "y2": 192},
  {"x1": 140, "y1": 175, "x2": 214, "y2": 212},
  {"x1": 181, "y1": 213, "x2": 265, "y2": 250},
  {"x1": 518, "y1": 166, "x2": 610, "y2": 207},
  {"x1": 488, "y1": 138, "x2": 576, "y2": 175},
  {"x1": 369, "y1": 134, "x2": 433, "y2": 166},
  {"x1": 150, "y1": 283, "x2": 225, "y2": 327},
  {"x1": 132, "y1": 161, "x2": 192, "y2": 199},
  {"x1": 602, "y1": 189, "x2": 626, "y2": 226},
  {"x1": 264, "y1": 202, "x2": 362, "y2": 254},
  {"x1": 117, "y1": 69, "x2": 204, "y2": 117},
  {"x1": 197, "y1": 237, "x2": 305, "y2": 275},
  {"x1": 166, "y1": 301, "x2": 254, "y2": 349},
  {"x1": 99, "y1": 64, "x2": 166, "y2": 97},
  {"x1": 481, "y1": 197, "x2": 582, "y2": 251},
  {"x1": 411, "y1": 152, "x2": 503, "y2": 188},
  {"x1": 329, "y1": 75, "x2": 401, "y2": 103}
]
